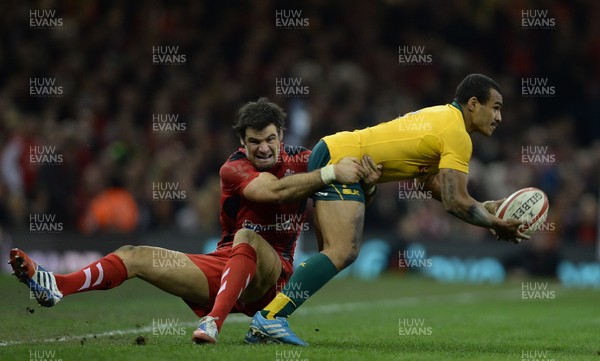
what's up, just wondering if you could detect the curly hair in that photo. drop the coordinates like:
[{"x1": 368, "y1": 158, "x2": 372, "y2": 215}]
[{"x1": 233, "y1": 97, "x2": 287, "y2": 139}]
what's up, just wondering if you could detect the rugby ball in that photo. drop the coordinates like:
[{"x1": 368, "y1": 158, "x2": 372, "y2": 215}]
[{"x1": 495, "y1": 187, "x2": 549, "y2": 236}]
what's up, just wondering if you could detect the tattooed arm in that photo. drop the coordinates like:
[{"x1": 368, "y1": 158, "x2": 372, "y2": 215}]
[
  {"x1": 417, "y1": 173, "x2": 505, "y2": 215},
  {"x1": 436, "y1": 168, "x2": 528, "y2": 242}
]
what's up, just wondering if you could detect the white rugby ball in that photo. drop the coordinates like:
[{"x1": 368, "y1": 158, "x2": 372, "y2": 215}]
[{"x1": 495, "y1": 187, "x2": 549, "y2": 236}]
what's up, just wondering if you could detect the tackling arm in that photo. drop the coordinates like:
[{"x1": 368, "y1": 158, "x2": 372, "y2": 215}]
[
  {"x1": 360, "y1": 155, "x2": 383, "y2": 205},
  {"x1": 243, "y1": 157, "x2": 363, "y2": 203}
]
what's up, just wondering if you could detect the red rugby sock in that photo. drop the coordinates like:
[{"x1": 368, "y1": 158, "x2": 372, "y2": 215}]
[
  {"x1": 208, "y1": 243, "x2": 257, "y2": 332},
  {"x1": 54, "y1": 253, "x2": 128, "y2": 296}
]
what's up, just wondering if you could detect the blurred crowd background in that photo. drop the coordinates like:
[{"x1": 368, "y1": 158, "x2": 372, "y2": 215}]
[{"x1": 0, "y1": 1, "x2": 597, "y2": 254}]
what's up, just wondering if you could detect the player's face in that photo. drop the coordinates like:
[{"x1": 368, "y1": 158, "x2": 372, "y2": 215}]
[
  {"x1": 472, "y1": 88, "x2": 503, "y2": 136},
  {"x1": 242, "y1": 124, "x2": 282, "y2": 170}
]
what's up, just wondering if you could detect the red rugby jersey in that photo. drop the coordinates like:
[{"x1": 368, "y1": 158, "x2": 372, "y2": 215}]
[{"x1": 218, "y1": 144, "x2": 311, "y2": 263}]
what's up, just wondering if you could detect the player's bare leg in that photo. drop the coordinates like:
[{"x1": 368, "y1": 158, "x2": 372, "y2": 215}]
[
  {"x1": 113, "y1": 245, "x2": 211, "y2": 305},
  {"x1": 315, "y1": 200, "x2": 364, "y2": 270},
  {"x1": 193, "y1": 229, "x2": 282, "y2": 344},
  {"x1": 314, "y1": 207, "x2": 325, "y2": 252},
  {"x1": 247, "y1": 200, "x2": 365, "y2": 346},
  {"x1": 9, "y1": 246, "x2": 211, "y2": 308},
  {"x1": 263, "y1": 200, "x2": 364, "y2": 316},
  {"x1": 237, "y1": 229, "x2": 282, "y2": 302}
]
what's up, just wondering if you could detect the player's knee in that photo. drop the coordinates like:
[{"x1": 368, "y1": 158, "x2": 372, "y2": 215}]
[
  {"x1": 341, "y1": 246, "x2": 359, "y2": 269},
  {"x1": 232, "y1": 228, "x2": 260, "y2": 249},
  {"x1": 113, "y1": 245, "x2": 154, "y2": 275},
  {"x1": 329, "y1": 244, "x2": 360, "y2": 270},
  {"x1": 114, "y1": 245, "x2": 137, "y2": 258}
]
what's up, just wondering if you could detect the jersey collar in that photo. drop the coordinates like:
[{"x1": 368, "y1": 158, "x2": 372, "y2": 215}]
[{"x1": 450, "y1": 99, "x2": 462, "y2": 112}]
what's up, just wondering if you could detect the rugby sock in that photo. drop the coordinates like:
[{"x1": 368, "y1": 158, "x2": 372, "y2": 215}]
[
  {"x1": 54, "y1": 253, "x2": 128, "y2": 296},
  {"x1": 208, "y1": 243, "x2": 257, "y2": 332},
  {"x1": 262, "y1": 252, "x2": 337, "y2": 319}
]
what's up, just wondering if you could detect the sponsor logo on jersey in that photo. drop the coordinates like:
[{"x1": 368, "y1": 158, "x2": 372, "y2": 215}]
[
  {"x1": 342, "y1": 188, "x2": 360, "y2": 196},
  {"x1": 242, "y1": 219, "x2": 290, "y2": 232},
  {"x1": 243, "y1": 217, "x2": 308, "y2": 233}
]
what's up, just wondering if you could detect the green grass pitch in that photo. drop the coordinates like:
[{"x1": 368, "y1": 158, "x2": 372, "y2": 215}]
[{"x1": 1, "y1": 273, "x2": 598, "y2": 360}]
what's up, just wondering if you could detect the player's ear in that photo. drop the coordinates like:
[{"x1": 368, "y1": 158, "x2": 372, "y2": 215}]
[
  {"x1": 467, "y1": 96, "x2": 479, "y2": 112},
  {"x1": 240, "y1": 138, "x2": 249, "y2": 154}
]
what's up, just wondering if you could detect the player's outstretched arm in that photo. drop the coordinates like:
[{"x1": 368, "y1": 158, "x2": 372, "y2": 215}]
[
  {"x1": 243, "y1": 157, "x2": 364, "y2": 203},
  {"x1": 416, "y1": 173, "x2": 505, "y2": 210},
  {"x1": 437, "y1": 168, "x2": 529, "y2": 243}
]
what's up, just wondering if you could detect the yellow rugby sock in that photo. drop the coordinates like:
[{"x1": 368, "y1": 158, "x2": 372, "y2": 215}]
[
  {"x1": 262, "y1": 293, "x2": 295, "y2": 319},
  {"x1": 260, "y1": 253, "x2": 338, "y2": 319}
]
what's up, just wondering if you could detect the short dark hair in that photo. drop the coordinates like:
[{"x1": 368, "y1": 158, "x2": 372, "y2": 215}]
[
  {"x1": 455, "y1": 74, "x2": 502, "y2": 105},
  {"x1": 233, "y1": 97, "x2": 287, "y2": 139}
]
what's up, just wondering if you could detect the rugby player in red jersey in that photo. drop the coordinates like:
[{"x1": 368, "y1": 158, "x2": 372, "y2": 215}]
[{"x1": 9, "y1": 97, "x2": 381, "y2": 344}]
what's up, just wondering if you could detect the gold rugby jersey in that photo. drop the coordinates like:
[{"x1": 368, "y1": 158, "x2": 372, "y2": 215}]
[{"x1": 322, "y1": 103, "x2": 471, "y2": 183}]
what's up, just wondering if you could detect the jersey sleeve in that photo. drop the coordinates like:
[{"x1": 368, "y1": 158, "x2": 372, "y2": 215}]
[
  {"x1": 219, "y1": 160, "x2": 261, "y2": 195},
  {"x1": 438, "y1": 125, "x2": 472, "y2": 174}
]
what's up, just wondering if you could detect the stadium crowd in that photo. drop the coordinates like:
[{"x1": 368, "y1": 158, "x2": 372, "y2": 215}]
[{"x1": 0, "y1": 1, "x2": 597, "y2": 251}]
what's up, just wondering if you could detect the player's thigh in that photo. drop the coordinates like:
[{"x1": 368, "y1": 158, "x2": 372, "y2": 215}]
[
  {"x1": 313, "y1": 208, "x2": 324, "y2": 252},
  {"x1": 233, "y1": 229, "x2": 282, "y2": 303},
  {"x1": 315, "y1": 200, "x2": 365, "y2": 270},
  {"x1": 114, "y1": 245, "x2": 210, "y2": 304}
]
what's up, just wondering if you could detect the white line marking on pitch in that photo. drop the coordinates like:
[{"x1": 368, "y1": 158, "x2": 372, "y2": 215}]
[{"x1": 0, "y1": 288, "x2": 519, "y2": 346}]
